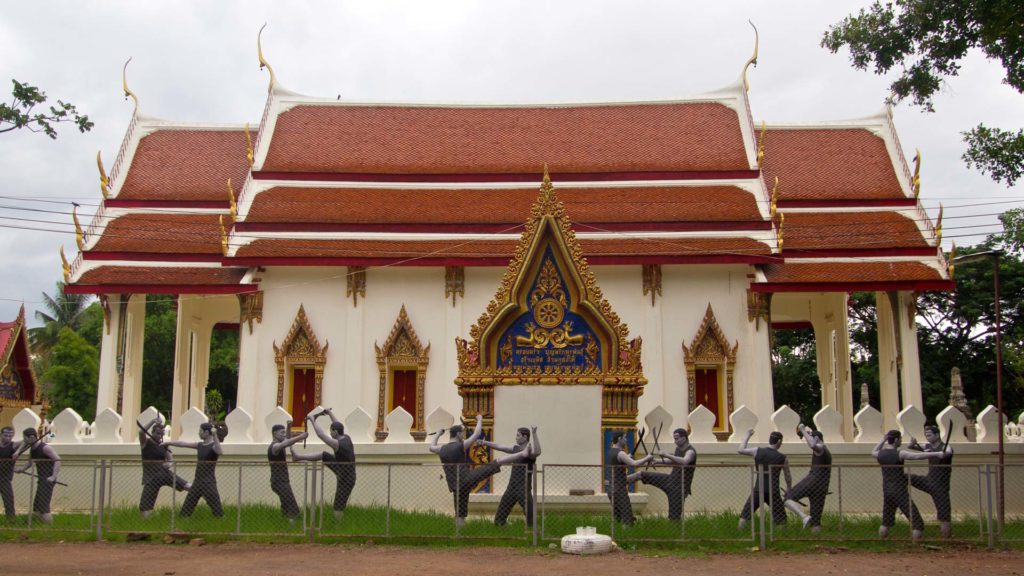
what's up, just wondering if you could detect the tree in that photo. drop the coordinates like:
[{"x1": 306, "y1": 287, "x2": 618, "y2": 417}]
[
  {"x1": 0, "y1": 79, "x2": 93, "y2": 138},
  {"x1": 771, "y1": 327, "x2": 822, "y2": 422},
  {"x1": 823, "y1": 1, "x2": 1024, "y2": 185},
  {"x1": 44, "y1": 328, "x2": 99, "y2": 422},
  {"x1": 28, "y1": 281, "x2": 93, "y2": 356}
]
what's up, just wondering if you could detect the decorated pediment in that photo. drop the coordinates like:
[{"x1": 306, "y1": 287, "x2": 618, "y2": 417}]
[
  {"x1": 683, "y1": 303, "x2": 738, "y2": 364},
  {"x1": 273, "y1": 304, "x2": 328, "y2": 364},
  {"x1": 456, "y1": 169, "x2": 642, "y2": 381}
]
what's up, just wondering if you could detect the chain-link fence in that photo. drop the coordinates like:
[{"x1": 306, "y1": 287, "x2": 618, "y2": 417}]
[{"x1": 0, "y1": 457, "x2": 1018, "y2": 547}]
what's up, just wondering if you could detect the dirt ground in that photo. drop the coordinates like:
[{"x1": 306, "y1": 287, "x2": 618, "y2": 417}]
[{"x1": 0, "y1": 542, "x2": 1021, "y2": 576}]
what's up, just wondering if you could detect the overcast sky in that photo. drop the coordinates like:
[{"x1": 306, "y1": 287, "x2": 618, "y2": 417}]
[{"x1": 0, "y1": 1, "x2": 1020, "y2": 325}]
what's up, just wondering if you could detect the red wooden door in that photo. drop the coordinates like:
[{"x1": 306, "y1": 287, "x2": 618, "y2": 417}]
[
  {"x1": 695, "y1": 367, "x2": 720, "y2": 427},
  {"x1": 392, "y1": 369, "x2": 417, "y2": 428},
  {"x1": 290, "y1": 367, "x2": 315, "y2": 424}
]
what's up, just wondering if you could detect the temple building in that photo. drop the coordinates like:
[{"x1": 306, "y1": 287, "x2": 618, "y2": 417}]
[
  {"x1": 0, "y1": 306, "x2": 43, "y2": 428},
  {"x1": 62, "y1": 36, "x2": 952, "y2": 457}
]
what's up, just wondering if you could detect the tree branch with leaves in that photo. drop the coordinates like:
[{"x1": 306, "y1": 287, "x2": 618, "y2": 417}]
[{"x1": 0, "y1": 79, "x2": 93, "y2": 139}]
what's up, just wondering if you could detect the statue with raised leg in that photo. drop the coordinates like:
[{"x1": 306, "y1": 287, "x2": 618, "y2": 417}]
[
  {"x1": 482, "y1": 425, "x2": 541, "y2": 527},
  {"x1": 907, "y1": 425, "x2": 955, "y2": 538},
  {"x1": 627, "y1": 428, "x2": 696, "y2": 522},
  {"x1": 138, "y1": 417, "x2": 190, "y2": 519},
  {"x1": 268, "y1": 421, "x2": 307, "y2": 522},
  {"x1": 165, "y1": 421, "x2": 224, "y2": 518},
  {"x1": 783, "y1": 423, "x2": 832, "y2": 534},
  {"x1": 0, "y1": 426, "x2": 22, "y2": 522},
  {"x1": 430, "y1": 415, "x2": 533, "y2": 529},
  {"x1": 290, "y1": 408, "x2": 355, "y2": 521},
  {"x1": 14, "y1": 428, "x2": 60, "y2": 525},
  {"x1": 737, "y1": 429, "x2": 791, "y2": 529},
  {"x1": 873, "y1": 429, "x2": 951, "y2": 542}
]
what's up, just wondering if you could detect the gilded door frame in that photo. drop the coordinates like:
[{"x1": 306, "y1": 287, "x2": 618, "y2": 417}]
[
  {"x1": 273, "y1": 305, "x2": 328, "y2": 411},
  {"x1": 374, "y1": 305, "x2": 429, "y2": 441},
  {"x1": 683, "y1": 303, "x2": 738, "y2": 439}
]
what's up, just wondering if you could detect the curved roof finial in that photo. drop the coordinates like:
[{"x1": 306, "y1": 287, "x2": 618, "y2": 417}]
[
  {"x1": 935, "y1": 203, "x2": 944, "y2": 246},
  {"x1": 60, "y1": 246, "x2": 71, "y2": 283},
  {"x1": 227, "y1": 178, "x2": 238, "y2": 222},
  {"x1": 72, "y1": 205, "x2": 84, "y2": 251},
  {"x1": 947, "y1": 242, "x2": 956, "y2": 279},
  {"x1": 219, "y1": 215, "x2": 229, "y2": 257},
  {"x1": 96, "y1": 151, "x2": 110, "y2": 199},
  {"x1": 912, "y1": 148, "x2": 922, "y2": 198},
  {"x1": 257, "y1": 23, "x2": 277, "y2": 91},
  {"x1": 776, "y1": 212, "x2": 785, "y2": 252},
  {"x1": 122, "y1": 58, "x2": 139, "y2": 111},
  {"x1": 741, "y1": 20, "x2": 759, "y2": 93}
]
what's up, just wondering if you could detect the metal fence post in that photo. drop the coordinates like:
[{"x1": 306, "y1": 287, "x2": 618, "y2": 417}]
[
  {"x1": 531, "y1": 465, "x2": 537, "y2": 547},
  {"x1": 309, "y1": 461, "x2": 317, "y2": 543},
  {"x1": 386, "y1": 464, "x2": 392, "y2": 538},
  {"x1": 170, "y1": 461, "x2": 177, "y2": 532},
  {"x1": 455, "y1": 464, "x2": 461, "y2": 540},
  {"x1": 680, "y1": 465, "x2": 686, "y2": 542},
  {"x1": 758, "y1": 464, "x2": 766, "y2": 551},
  {"x1": 977, "y1": 465, "x2": 985, "y2": 541},
  {"x1": 837, "y1": 465, "x2": 843, "y2": 536},
  {"x1": 540, "y1": 466, "x2": 546, "y2": 542},
  {"x1": 608, "y1": 466, "x2": 615, "y2": 541},
  {"x1": 95, "y1": 460, "x2": 106, "y2": 541},
  {"x1": 986, "y1": 464, "x2": 994, "y2": 548},
  {"x1": 236, "y1": 463, "x2": 242, "y2": 535}
]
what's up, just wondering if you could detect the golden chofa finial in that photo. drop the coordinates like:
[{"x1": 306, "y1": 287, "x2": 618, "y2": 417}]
[
  {"x1": 948, "y1": 242, "x2": 956, "y2": 279},
  {"x1": 911, "y1": 148, "x2": 922, "y2": 198},
  {"x1": 776, "y1": 212, "x2": 785, "y2": 252},
  {"x1": 769, "y1": 176, "x2": 779, "y2": 219},
  {"x1": 59, "y1": 246, "x2": 71, "y2": 283},
  {"x1": 935, "y1": 203, "x2": 944, "y2": 246},
  {"x1": 122, "y1": 58, "x2": 139, "y2": 111},
  {"x1": 72, "y1": 205, "x2": 84, "y2": 251},
  {"x1": 219, "y1": 215, "x2": 229, "y2": 257},
  {"x1": 539, "y1": 163, "x2": 556, "y2": 203},
  {"x1": 742, "y1": 20, "x2": 759, "y2": 93},
  {"x1": 227, "y1": 178, "x2": 238, "y2": 221},
  {"x1": 96, "y1": 150, "x2": 110, "y2": 199},
  {"x1": 257, "y1": 23, "x2": 277, "y2": 91},
  {"x1": 244, "y1": 123, "x2": 254, "y2": 167},
  {"x1": 756, "y1": 121, "x2": 766, "y2": 168}
]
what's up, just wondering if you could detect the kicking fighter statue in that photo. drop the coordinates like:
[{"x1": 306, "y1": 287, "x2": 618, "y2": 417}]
[
  {"x1": 627, "y1": 428, "x2": 696, "y2": 522},
  {"x1": 14, "y1": 428, "x2": 60, "y2": 524},
  {"x1": 0, "y1": 426, "x2": 22, "y2": 521},
  {"x1": 268, "y1": 421, "x2": 307, "y2": 521},
  {"x1": 481, "y1": 425, "x2": 541, "y2": 527},
  {"x1": 908, "y1": 425, "x2": 955, "y2": 538},
  {"x1": 605, "y1": 431, "x2": 655, "y2": 527},
  {"x1": 138, "y1": 417, "x2": 190, "y2": 518},
  {"x1": 429, "y1": 415, "x2": 533, "y2": 529},
  {"x1": 737, "y1": 429, "x2": 791, "y2": 529},
  {"x1": 166, "y1": 421, "x2": 224, "y2": 518},
  {"x1": 290, "y1": 408, "x2": 356, "y2": 520},
  {"x1": 783, "y1": 423, "x2": 832, "y2": 533},
  {"x1": 873, "y1": 429, "x2": 952, "y2": 541}
]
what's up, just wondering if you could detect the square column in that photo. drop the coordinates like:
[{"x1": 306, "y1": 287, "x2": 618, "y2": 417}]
[
  {"x1": 896, "y1": 291, "x2": 924, "y2": 410},
  {"x1": 119, "y1": 294, "x2": 147, "y2": 432},
  {"x1": 811, "y1": 293, "x2": 854, "y2": 440},
  {"x1": 875, "y1": 292, "x2": 901, "y2": 431},
  {"x1": 94, "y1": 294, "x2": 125, "y2": 416},
  {"x1": 171, "y1": 295, "x2": 197, "y2": 436}
]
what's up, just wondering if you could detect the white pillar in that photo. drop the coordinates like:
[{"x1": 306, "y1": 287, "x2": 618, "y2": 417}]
[
  {"x1": 171, "y1": 295, "x2": 197, "y2": 436},
  {"x1": 896, "y1": 291, "x2": 924, "y2": 410},
  {"x1": 236, "y1": 298, "x2": 260, "y2": 426},
  {"x1": 119, "y1": 294, "x2": 146, "y2": 432},
  {"x1": 876, "y1": 291, "x2": 900, "y2": 431},
  {"x1": 810, "y1": 293, "x2": 855, "y2": 440},
  {"x1": 94, "y1": 294, "x2": 124, "y2": 416}
]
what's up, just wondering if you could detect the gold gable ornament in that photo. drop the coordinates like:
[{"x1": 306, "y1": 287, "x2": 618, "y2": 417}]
[
  {"x1": 273, "y1": 305, "x2": 328, "y2": 409},
  {"x1": 374, "y1": 305, "x2": 430, "y2": 442}
]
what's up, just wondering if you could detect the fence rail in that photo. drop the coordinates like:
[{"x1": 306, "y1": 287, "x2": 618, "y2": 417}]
[{"x1": 0, "y1": 460, "x2": 1016, "y2": 547}]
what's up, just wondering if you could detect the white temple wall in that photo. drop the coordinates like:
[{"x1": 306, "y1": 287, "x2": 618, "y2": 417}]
[{"x1": 95, "y1": 294, "x2": 124, "y2": 413}]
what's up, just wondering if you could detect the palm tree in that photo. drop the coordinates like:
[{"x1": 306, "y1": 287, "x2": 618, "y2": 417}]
[{"x1": 29, "y1": 281, "x2": 92, "y2": 355}]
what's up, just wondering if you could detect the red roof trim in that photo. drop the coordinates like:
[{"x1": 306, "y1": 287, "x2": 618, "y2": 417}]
[
  {"x1": 105, "y1": 200, "x2": 230, "y2": 210},
  {"x1": 751, "y1": 280, "x2": 954, "y2": 293},
  {"x1": 65, "y1": 284, "x2": 258, "y2": 295},
  {"x1": 224, "y1": 254, "x2": 778, "y2": 267},
  {"x1": 233, "y1": 221, "x2": 773, "y2": 234},
  {"x1": 84, "y1": 252, "x2": 223, "y2": 263},
  {"x1": 781, "y1": 248, "x2": 938, "y2": 258},
  {"x1": 252, "y1": 170, "x2": 761, "y2": 183},
  {"x1": 777, "y1": 199, "x2": 916, "y2": 209}
]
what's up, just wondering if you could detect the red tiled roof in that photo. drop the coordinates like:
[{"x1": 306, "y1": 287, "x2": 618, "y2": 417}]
[
  {"x1": 761, "y1": 128, "x2": 905, "y2": 202},
  {"x1": 75, "y1": 266, "x2": 247, "y2": 286},
  {"x1": 261, "y1": 103, "x2": 749, "y2": 174},
  {"x1": 243, "y1": 185, "x2": 764, "y2": 227},
  {"x1": 90, "y1": 213, "x2": 223, "y2": 254},
  {"x1": 117, "y1": 129, "x2": 250, "y2": 202},
  {"x1": 780, "y1": 211, "x2": 929, "y2": 252},
  {"x1": 232, "y1": 237, "x2": 772, "y2": 262},
  {"x1": 761, "y1": 261, "x2": 943, "y2": 284}
]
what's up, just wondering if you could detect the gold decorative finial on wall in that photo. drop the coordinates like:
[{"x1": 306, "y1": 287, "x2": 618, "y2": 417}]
[
  {"x1": 72, "y1": 205, "x2": 84, "y2": 251},
  {"x1": 257, "y1": 23, "x2": 277, "y2": 91},
  {"x1": 227, "y1": 178, "x2": 238, "y2": 222},
  {"x1": 96, "y1": 151, "x2": 110, "y2": 199},
  {"x1": 244, "y1": 123, "x2": 254, "y2": 167},
  {"x1": 912, "y1": 149, "x2": 922, "y2": 198},
  {"x1": 935, "y1": 203, "x2": 944, "y2": 246},
  {"x1": 756, "y1": 121, "x2": 766, "y2": 168},
  {"x1": 218, "y1": 215, "x2": 229, "y2": 257},
  {"x1": 770, "y1": 176, "x2": 779, "y2": 219},
  {"x1": 122, "y1": 58, "x2": 139, "y2": 111},
  {"x1": 741, "y1": 20, "x2": 759, "y2": 93},
  {"x1": 60, "y1": 246, "x2": 70, "y2": 283},
  {"x1": 948, "y1": 242, "x2": 956, "y2": 279}
]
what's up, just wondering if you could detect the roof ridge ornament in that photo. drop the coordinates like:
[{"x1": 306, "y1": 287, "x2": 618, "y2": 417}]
[
  {"x1": 912, "y1": 148, "x2": 922, "y2": 198},
  {"x1": 96, "y1": 151, "x2": 110, "y2": 199},
  {"x1": 59, "y1": 246, "x2": 70, "y2": 283},
  {"x1": 769, "y1": 176, "x2": 779, "y2": 219},
  {"x1": 218, "y1": 215, "x2": 229, "y2": 257},
  {"x1": 72, "y1": 205, "x2": 84, "y2": 251},
  {"x1": 244, "y1": 123, "x2": 255, "y2": 167},
  {"x1": 756, "y1": 121, "x2": 766, "y2": 168},
  {"x1": 776, "y1": 212, "x2": 785, "y2": 252},
  {"x1": 257, "y1": 23, "x2": 277, "y2": 92},
  {"x1": 947, "y1": 242, "x2": 956, "y2": 279},
  {"x1": 122, "y1": 58, "x2": 139, "y2": 112},
  {"x1": 935, "y1": 203, "x2": 943, "y2": 246},
  {"x1": 741, "y1": 20, "x2": 759, "y2": 93},
  {"x1": 227, "y1": 178, "x2": 238, "y2": 222}
]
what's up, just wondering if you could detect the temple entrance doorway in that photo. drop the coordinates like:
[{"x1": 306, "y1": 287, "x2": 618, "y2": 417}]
[
  {"x1": 390, "y1": 368, "x2": 418, "y2": 429},
  {"x1": 695, "y1": 366, "x2": 721, "y2": 428}
]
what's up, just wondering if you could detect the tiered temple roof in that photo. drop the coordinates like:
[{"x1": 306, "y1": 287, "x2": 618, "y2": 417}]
[{"x1": 65, "y1": 61, "x2": 950, "y2": 296}]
